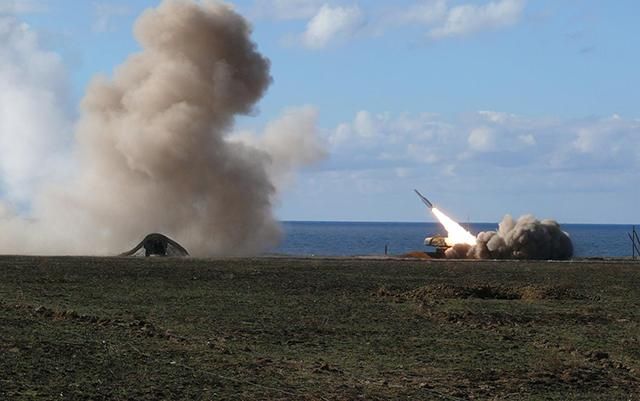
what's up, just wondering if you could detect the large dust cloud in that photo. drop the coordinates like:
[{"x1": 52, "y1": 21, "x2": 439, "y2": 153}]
[
  {"x1": 445, "y1": 214, "x2": 574, "y2": 260},
  {"x1": 0, "y1": 0, "x2": 325, "y2": 256}
]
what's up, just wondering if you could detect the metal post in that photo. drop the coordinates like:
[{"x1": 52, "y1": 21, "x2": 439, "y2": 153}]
[
  {"x1": 635, "y1": 226, "x2": 640, "y2": 260},
  {"x1": 630, "y1": 226, "x2": 640, "y2": 260}
]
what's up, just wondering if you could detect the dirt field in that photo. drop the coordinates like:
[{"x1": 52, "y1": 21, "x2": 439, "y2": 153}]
[{"x1": 1, "y1": 256, "x2": 639, "y2": 400}]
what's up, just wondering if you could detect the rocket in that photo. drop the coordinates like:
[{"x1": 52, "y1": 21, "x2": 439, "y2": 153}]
[{"x1": 414, "y1": 189, "x2": 433, "y2": 209}]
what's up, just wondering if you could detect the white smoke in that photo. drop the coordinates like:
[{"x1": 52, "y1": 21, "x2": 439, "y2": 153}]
[
  {"x1": 0, "y1": 0, "x2": 325, "y2": 256},
  {"x1": 445, "y1": 214, "x2": 574, "y2": 260},
  {"x1": 0, "y1": 15, "x2": 71, "y2": 203},
  {"x1": 230, "y1": 106, "x2": 327, "y2": 191}
]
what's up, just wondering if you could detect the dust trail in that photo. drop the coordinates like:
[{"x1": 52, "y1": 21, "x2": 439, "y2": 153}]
[
  {"x1": 444, "y1": 214, "x2": 573, "y2": 260},
  {"x1": 0, "y1": 0, "x2": 325, "y2": 256}
]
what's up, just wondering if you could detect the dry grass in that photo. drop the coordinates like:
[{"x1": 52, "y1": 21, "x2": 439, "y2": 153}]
[{"x1": 1, "y1": 256, "x2": 639, "y2": 400}]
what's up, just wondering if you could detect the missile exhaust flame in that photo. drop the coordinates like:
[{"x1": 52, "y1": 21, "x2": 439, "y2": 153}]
[
  {"x1": 414, "y1": 189, "x2": 476, "y2": 246},
  {"x1": 414, "y1": 190, "x2": 574, "y2": 260},
  {"x1": 431, "y1": 207, "x2": 477, "y2": 246}
]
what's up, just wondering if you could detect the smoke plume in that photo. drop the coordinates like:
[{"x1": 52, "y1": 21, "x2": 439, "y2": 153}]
[
  {"x1": 445, "y1": 214, "x2": 574, "y2": 260},
  {"x1": 0, "y1": 0, "x2": 325, "y2": 256}
]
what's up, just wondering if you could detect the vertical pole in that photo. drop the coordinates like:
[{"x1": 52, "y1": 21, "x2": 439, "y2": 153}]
[
  {"x1": 631, "y1": 225, "x2": 640, "y2": 261},
  {"x1": 635, "y1": 226, "x2": 639, "y2": 260},
  {"x1": 385, "y1": 244, "x2": 388, "y2": 255},
  {"x1": 633, "y1": 226, "x2": 636, "y2": 260}
]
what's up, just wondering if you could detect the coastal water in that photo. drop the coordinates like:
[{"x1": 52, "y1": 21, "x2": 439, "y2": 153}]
[{"x1": 275, "y1": 221, "x2": 637, "y2": 258}]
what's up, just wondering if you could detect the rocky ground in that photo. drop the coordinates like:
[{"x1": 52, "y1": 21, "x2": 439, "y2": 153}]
[{"x1": 1, "y1": 256, "x2": 639, "y2": 400}]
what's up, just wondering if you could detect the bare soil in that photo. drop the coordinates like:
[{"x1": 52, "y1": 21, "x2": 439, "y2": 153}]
[{"x1": 1, "y1": 256, "x2": 639, "y2": 400}]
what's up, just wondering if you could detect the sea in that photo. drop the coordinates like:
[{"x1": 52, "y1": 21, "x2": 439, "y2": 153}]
[{"x1": 274, "y1": 222, "x2": 638, "y2": 258}]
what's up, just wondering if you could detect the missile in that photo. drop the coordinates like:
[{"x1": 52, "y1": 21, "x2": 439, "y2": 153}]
[{"x1": 414, "y1": 189, "x2": 433, "y2": 209}]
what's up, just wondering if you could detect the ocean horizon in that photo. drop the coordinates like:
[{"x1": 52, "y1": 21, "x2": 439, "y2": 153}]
[{"x1": 275, "y1": 221, "x2": 639, "y2": 258}]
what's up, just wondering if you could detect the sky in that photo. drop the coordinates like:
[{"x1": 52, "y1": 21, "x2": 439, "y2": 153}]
[{"x1": 1, "y1": 0, "x2": 639, "y2": 224}]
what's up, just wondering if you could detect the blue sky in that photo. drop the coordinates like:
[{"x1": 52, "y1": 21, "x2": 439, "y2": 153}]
[{"x1": 3, "y1": 0, "x2": 640, "y2": 224}]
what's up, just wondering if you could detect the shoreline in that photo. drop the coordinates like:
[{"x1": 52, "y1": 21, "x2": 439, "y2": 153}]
[{"x1": 0, "y1": 253, "x2": 638, "y2": 263}]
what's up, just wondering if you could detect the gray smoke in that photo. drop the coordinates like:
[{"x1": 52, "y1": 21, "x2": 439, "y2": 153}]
[
  {"x1": 445, "y1": 214, "x2": 573, "y2": 260},
  {"x1": 0, "y1": 0, "x2": 325, "y2": 256}
]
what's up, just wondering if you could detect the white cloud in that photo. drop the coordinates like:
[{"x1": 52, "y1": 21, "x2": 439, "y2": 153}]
[
  {"x1": 573, "y1": 130, "x2": 592, "y2": 153},
  {"x1": 311, "y1": 110, "x2": 640, "y2": 222},
  {"x1": 92, "y1": 2, "x2": 131, "y2": 33},
  {"x1": 301, "y1": 4, "x2": 364, "y2": 49},
  {"x1": 230, "y1": 106, "x2": 327, "y2": 191},
  {"x1": 406, "y1": 143, "x2": 440, "y2": 164},
  {"x1": 467, "y1": 127, "x2": 495, "y2": 151},
  {"x1": 353, "y1": 110, "x2": 376, "y2": 138},
  {"x1": 261, "y1": 0, "x2": 527, "y2": 49},
  {"x1": 398, "y1": 0, "x2": 448, "y2": 25},
  {"x1": 429, "y1": 0, "x2": 526, "y2": 39},
  {"x1": 329, "y1": 110, "x2": 453, "y2": 152},
  {"x1": 395, "y1": 167, "x2": 410, "y2": 178},
  {"x1": 329, "y1": 122, "x2": 352, "y2": 146},
  {"x1": 477, "y1": 110, "x2": 514, "y2": 123},
  {"x1": 283, "y1": 109, "x2": 640, "y2": 222},
  {"x1": 252, "y1": 0, "x2": 324, "y2": 20},
  {"x1": 328, "y1": 110, "x2": 387, "y2": 146},
  {"x1": 518, "y1": 133, "x2": 536, "y2": 146},
  {"x1": 0, "y1": 0, "x2": 46, "y2": 15},
  {"x1": 0, "y1": 16, "x2": 71, "y2": 202},
  {"x1": 567, "y1": 115, "x2": 639, "y2": 170},
  {"x1": 326, "y1": 109, "x2": 640, "y2": 177}
]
